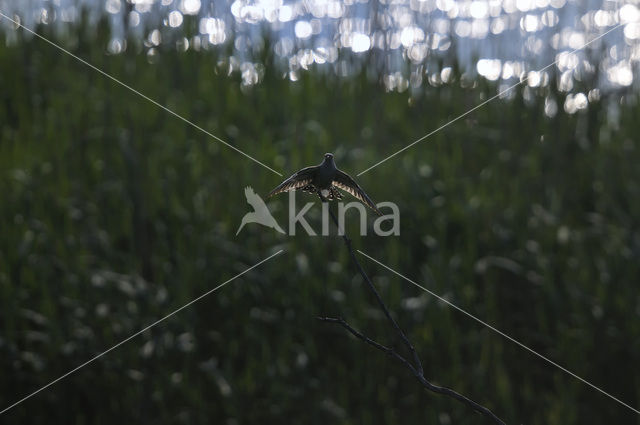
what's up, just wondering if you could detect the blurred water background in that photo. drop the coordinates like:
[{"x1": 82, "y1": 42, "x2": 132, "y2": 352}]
[{"x1": 2, "y1": 0, "x2": 640, "y2": 99}]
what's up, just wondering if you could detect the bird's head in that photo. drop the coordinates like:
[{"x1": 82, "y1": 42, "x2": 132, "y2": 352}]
[{"x1": 323, "y1": 152, "x2": 334, "y2": 164}]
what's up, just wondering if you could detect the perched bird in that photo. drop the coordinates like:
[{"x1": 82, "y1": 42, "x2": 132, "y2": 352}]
[
  {"x1": 267, "y1": 153, "x2": 382, "y2": 215},
  {"x1": 237, "y1": 186, "x2": 286, "y2": 235}
]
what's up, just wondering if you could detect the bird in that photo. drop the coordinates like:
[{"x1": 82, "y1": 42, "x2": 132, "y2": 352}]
[
  {"x1": 267, "y1": 153, "x2": 382, "y2": 215},
  {"x1": 236, "y1": 186, "x2": 286, "y2": 235}
]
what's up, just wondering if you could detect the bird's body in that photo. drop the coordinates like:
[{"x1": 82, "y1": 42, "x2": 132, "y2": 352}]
[{"x1": 267, "y1": 153, "x2": 382, "y2": 215}]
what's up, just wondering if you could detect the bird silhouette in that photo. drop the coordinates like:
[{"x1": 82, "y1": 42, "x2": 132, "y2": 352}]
[
  {"x1": 236, "y1": 186, "x2": 286, "y2": 235},
  {"x1": 267, "y1": 153, "x2": 382, "y2": 215}
]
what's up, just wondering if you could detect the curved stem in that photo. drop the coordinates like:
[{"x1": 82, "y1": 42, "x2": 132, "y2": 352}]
[
  {"x1": 317, "y1": 192, "x2": 506, "y2": 425},
  {"x1": 319, "y1": 191, "x2": 422, "y2": 374}
]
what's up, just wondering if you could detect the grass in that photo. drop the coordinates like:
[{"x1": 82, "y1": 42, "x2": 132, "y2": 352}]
[{"x1": 0, "y1": 18, "x2": 639, "y2": 424}]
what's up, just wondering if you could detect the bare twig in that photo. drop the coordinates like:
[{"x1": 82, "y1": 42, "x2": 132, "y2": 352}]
[
  {"x1": 317, "y1": 316, "x2": 506, "y2": 424},
  {"x1": 318, "y1": 192, "x2": 423, "y2": 375},
  {"x1": 317, "y1": 192, "x2": 506, "y2": 425},
  {"x1": 316, "y1": 316, "x2": 419, "y2": 375}
]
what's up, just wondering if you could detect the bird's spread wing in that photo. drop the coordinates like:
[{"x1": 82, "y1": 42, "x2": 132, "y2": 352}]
[
  {"x1": 332, "y1": 170, "x2": 382, "y2": 215},
  {"x1": 267, "y1": 166, "x2": 316, "y2": 197}
]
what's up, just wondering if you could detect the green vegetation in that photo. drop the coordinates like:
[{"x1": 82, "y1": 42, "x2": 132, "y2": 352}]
[{"x1": 1, "y1": 18, "x2": 639, "y2": 424}]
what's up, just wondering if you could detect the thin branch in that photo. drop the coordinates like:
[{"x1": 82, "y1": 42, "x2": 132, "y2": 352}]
[
  {"x1": 317, "y1": 316, "x2": 506, "y2": 425},
  {"x1": 319, "y1": 192, "x2": 423, "y2": 375},
  {"x1": 316, "y1": 316, "x2": 419, "y2": 375},
  {"x1": 317, "y1": 192, "x2": 506, "y2": 425}
]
